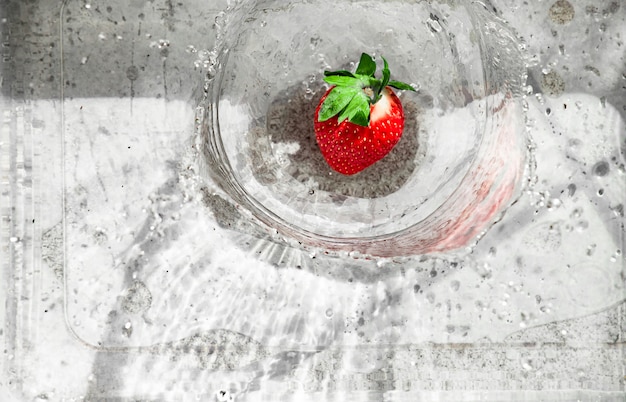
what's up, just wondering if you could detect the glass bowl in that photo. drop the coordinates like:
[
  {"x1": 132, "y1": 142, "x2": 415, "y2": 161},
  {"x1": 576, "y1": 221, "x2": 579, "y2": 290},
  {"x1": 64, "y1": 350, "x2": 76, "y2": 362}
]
[{"x1": 197, "y1": 0, "x2": 528, "y2": 257}]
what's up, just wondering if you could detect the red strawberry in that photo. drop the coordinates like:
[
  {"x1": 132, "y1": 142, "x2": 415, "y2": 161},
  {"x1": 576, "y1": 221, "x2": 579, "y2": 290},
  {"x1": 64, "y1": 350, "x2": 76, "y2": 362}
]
[{"x1": 314, "y1": 53, "x2": 415, "y2": 175}]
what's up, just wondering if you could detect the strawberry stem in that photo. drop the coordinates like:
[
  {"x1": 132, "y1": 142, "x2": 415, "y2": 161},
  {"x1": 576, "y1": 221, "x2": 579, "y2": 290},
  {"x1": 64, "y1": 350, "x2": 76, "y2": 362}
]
[{"x1": 319, "y1": 53, "x2": 415, "y2": 127}]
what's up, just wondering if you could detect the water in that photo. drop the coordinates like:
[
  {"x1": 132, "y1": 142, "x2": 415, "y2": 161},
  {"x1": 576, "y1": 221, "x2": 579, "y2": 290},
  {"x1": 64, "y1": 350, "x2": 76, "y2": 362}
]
[{"x1": 3, "y1": 0, "x2": 625, "y2": 400}]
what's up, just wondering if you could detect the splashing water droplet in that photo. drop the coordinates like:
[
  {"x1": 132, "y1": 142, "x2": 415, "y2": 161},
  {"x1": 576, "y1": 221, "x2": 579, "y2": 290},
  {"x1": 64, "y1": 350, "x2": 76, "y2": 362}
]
[
  {"x1": 521, "y1": 359, "x2": 533, "y2": 371},
  {"x1": 586, "y1": 243, "x2": 596, "y2": 256},
  {"x1": 426, "y1": 15, "x2": 443, "y2": 33},
  {"x1": 576, "y1": 221, "x2": 589, "y2": 232}
]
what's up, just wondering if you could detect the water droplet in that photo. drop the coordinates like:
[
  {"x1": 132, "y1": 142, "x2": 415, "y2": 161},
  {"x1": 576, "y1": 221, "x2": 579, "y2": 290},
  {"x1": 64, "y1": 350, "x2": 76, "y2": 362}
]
[
  {"x1": 85, "y1": 4, "x2": 91, "y2": 9},
  {"x1": 126, "y1": 65, "x2": 139, "y2": 81},
  {"x1": 534, "y1": 93, "x2": 545, "y2": 105},
  {"x1": 567, "y1": 183, "x2": 577, "y2": 197},
  {"x1": 576, "y1": 221, "x2": 589, "y2": 232},
  {"x1": 426, "y1": 15, "x2": 442, "y2": 33},
  {"x1": 592, "y1": 160, "x2": 610, "y2": 177},
  {"x1": 597, "y1": 188, "x2": 605, "y2": 197},
  {"x1": 540, "y1": 305, "x2": 551, "y2": 314},
  {"x1": 216, "y1": 390, "x2": 233, "y2": 402},
  {"x1": 426, "y1": 292, "x2": 435, "y2": 304},
  {"x1": 570, "y1": 208, "x2": 582, "y2": 219},
  {"x1": 586, "y1": 243, "x2": 596, "y2": 256},
  {"x1": 81, "y1": 56, "x2": 88, "y2": 64},
  {"x1": 159, "y1": 39, "x2": 170, "y2": 48},
  {"x1": 98, "y1": 32, "x2": 107, "y2": 40},
  {"x1": 546, "y1": 198, "x2": 562, "y2": 210},
  {"x1": 521, "y1": 359, "x2": 533, "y2": 371},
  {"x1": 545, "y1": 107, "x2": 552, "y2": 116},
  {"x1": 122, "y1": 321, "x2": 133, "y2": 337}
]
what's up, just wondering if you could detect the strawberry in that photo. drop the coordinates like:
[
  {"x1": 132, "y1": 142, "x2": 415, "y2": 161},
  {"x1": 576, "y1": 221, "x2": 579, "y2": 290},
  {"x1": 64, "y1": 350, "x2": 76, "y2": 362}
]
[{"x1": 314, "y1": 53, "x2": 415, "y2": 175}]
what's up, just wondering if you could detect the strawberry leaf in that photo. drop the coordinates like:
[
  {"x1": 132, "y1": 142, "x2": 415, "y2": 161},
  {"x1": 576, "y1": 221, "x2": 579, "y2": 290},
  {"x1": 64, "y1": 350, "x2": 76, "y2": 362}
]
[
  {"x1": 318, "y1": 86, "x2": 360, "y2": 122},
  {"x1": 355, "y1": 53, "x2": 376, "y2": 77},
  {"x1": 388, "y1": 80, "x2": 416, "y2": 91},
  {"x1": 317, "y1": 52, "x2": 414, "y2": 126},
  {"x1": 374, "y1": 56, "x2": 391, "y2": 102},
  {"x1": 337, "y1": 92, "x2": 370, "y2": 126},
  {"x1": 323, "y1": 75, "x2": 360, "y2": 87}
]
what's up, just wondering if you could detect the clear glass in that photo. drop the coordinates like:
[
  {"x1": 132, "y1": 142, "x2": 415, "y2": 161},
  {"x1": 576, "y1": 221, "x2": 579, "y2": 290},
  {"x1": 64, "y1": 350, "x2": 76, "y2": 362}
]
[{"x1": 199, "y1": 0, "x2": 528, "y2": 257}]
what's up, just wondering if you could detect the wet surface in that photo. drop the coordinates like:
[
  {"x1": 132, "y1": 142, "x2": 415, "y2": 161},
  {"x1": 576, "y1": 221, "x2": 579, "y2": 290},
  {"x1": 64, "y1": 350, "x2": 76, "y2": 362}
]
[{"x1": 1, "y1": 0, "x2": 625, "y2": 400}]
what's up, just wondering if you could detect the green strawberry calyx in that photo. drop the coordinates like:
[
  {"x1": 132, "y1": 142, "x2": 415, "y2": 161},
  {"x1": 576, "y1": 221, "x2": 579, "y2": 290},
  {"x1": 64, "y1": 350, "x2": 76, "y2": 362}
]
[{"x1": 317, "y1": 53, "x2": 416, "y2": 127}]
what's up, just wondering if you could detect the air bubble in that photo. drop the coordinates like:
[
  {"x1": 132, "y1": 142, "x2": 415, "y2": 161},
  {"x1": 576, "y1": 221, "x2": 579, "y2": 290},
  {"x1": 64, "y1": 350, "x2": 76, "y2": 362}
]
[{"x1": 325, "y1": 308, "x2": 333, "y2": 318}]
